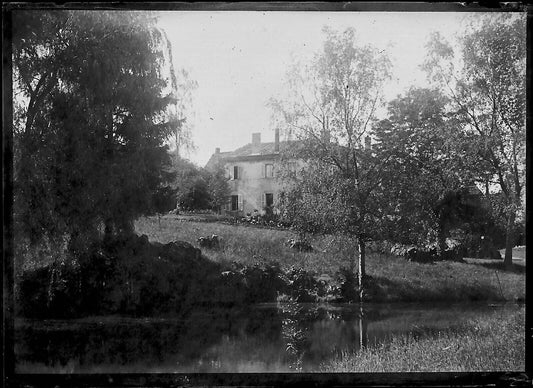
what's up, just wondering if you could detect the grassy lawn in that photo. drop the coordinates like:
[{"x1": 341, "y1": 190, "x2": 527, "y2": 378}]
[
  {"x1": 319, "y1": 306, "x2": 525, "y2": 372},
  {"x1": 135, "y1": 216, "x2": 525, "y2": 303}
]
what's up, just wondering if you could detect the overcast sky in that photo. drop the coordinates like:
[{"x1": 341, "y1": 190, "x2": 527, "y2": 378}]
[{"x1": 157, "y1": 11, "x2": 475, "y2": 166}]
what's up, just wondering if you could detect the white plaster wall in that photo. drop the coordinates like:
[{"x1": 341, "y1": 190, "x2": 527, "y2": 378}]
[
  {"x1": 225, "y1": 158, "x2": 280, "y2": 214},
  {"x1": 226, "y1": 163, "x2": 283, "y2": 213}
]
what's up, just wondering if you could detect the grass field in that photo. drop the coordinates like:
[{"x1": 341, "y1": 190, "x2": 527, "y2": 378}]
[
  {"x1": 135, "y1": 215, "x2": 525, "y2": 303},
  {"x1": 319, "y1": 306, "x2": 525, "y2": 372}
]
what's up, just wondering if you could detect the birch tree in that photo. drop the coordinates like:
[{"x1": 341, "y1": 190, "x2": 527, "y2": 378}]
[{"x1": 272, "y1": 27, "x2": 391, "y2": 301}]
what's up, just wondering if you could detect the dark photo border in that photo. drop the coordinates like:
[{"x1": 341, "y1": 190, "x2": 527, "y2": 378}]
[{"x1": 3, "y1": 2, "x2": 531, "y2": 387}]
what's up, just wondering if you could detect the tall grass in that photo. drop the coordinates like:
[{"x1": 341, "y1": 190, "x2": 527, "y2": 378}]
[
  {"x1": 319, "y1": 306, "x2": 525, "y2": 372},
  {"x1": 135, "y1": 216, "x2": 525, "y2": 303}
]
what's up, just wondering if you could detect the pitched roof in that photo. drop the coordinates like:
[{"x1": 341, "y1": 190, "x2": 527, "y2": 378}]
[
  {"x1": 205, "y1": 140, "x2": 304, "y2": 169},
  {"x1": 228, "y1": 140, "x2": 303, "y2": 157}
]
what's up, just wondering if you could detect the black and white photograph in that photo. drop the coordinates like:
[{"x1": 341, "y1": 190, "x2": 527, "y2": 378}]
[{"x1": 4, "y1": 2, "x2": 528, "y2": 384}]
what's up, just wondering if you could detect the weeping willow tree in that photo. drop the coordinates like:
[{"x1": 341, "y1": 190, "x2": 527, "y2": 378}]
[{"x1": 12, "y1": 10, "x2": 192, "y2": 255}]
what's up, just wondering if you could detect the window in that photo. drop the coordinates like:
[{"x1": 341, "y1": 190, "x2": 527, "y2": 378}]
[
  {"x1": 231, "y1": 195, "x2": 239, "y2": 211},
  {"x1": 263, "y1": 163, "x2": 274, "y2": 178},
  {"x1": 229, "y1": 195, "x2": 243, "y2": 211},
  {"x1": 262, "y1": 193, "x2": 274, "y2": 209},
  {"x1": 265, "y1": 193, "x2": 274, "y2": 207},
  {"x1": 233, "y1": 166, "x2": 239, "y2": 180}
]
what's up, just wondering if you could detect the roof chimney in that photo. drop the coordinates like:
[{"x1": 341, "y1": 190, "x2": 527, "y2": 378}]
[
  {"x1": 215, "y1": 147, "x2": 220, "y2": 154},
  {"x1": 251, "y1": 133, "x2": 261, "y2": 154},
  {"x1": 274, "y1": 128, "x2": 280, "y2": 152}
]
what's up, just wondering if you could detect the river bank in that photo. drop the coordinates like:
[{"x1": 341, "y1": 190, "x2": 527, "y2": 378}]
[
  {"x1": 15, "y1": 216, "x2": 524, "y2": 319},
  {"x1": 136, "y1": 216, "x2": 525, "y2": 304},
  {"x1": 14, "y1": 217, "x2": 526, "y2": 373},
  {"x1": 319, "y1": 305, "x2": 525, "y2": 372},
  {"x1": 15, "y1": 302, "x2": 524, "y2": 373}
]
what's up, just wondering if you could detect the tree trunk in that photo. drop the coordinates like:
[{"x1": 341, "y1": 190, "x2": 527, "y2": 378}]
[
  {"x1": 437, "y1": 220, "x2": 447, "y2": 258},
  {"x1": 503, "y1": 208, "x2": 516, "y2": 269},
  {"x1": 358, "y1": 238, "x2": 366, "y2": 302},
  {"x1": 119, "y1": 218, "x2": 135, "y2": 237}
]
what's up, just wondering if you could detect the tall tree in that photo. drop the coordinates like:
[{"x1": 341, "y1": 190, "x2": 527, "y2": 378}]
[
  {"x1": 206, "y1": 163, "x2": 230, "y2": 214},
  {"x1": 169, "y1": 157, "x2": 229, "y2": 213},
  {"x1": 170, "y1": 157, "x2": 210, "y2": 211},
  {"x1": 272, "y1": 27, "x2": 391, "y2": 301},
  {"x1": 423, "y1": 13, "x2": 526, "y2": 267},
  {"x1": 12, "y1": 11, "x2": 185, "y2": 253},
  {"x1": 374, "y1": 87, "x2": 478, "y2": 254}
]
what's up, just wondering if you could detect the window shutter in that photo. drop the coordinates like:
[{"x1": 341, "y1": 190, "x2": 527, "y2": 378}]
[
  {"x1": 224, "y1": 196, "x2": 229, "y2": 211},
  {"x1": 239, "y1": 166, "x2": 243, "y2": 180},
  {"x1": 261, "y1": 193, "x2": 266, "y2": 209},
  {"x1": 261, "y1": 164, "x2": 266, "y2": 178},
  {"x1": 238, "y1": 195, "x2": 244, "y2": 211},
  {"x1": 229, "y1": 167, "x2": 233, "y2": 180}
]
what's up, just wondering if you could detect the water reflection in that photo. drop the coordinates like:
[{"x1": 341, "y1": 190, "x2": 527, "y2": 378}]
[
  {"x1": 15, "y1": 303, "x2": 516, "y2": 373},
  {"x1": 359, "y1": 304, "x2": 368, "y2": 349}
]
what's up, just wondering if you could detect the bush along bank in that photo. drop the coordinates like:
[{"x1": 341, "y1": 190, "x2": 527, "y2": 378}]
[
  {"x1": 16, "y1": 234, "x2": 360, "y2": 318},
  {"x1": 16, "y1": 234, "x2": 514, "y2": 319},
  {"x1": 17, "y1": 235, "x2": 234, "y2": 318}
]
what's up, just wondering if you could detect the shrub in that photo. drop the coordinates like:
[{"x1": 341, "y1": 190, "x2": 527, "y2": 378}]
[{"x1": 390, "y1": 242, "x2": 464, "y2": 263}]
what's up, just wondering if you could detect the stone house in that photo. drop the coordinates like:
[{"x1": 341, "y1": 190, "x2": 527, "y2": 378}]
[{"x1": 205, "y1": 131, "x2": 303, "y2": 216}]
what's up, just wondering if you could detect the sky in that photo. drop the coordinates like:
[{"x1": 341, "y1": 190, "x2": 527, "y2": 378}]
[{"x1": 157, "y1": 11, "x2": 476, "y2": 166}]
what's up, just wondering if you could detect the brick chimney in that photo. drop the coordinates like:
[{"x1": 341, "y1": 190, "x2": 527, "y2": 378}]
[
  {"x1": 274, "y1": 128, "x2": 280, "y2": 153},
  {"x1": 251, "y1": 133, "x2": 261, "y2": 154}
]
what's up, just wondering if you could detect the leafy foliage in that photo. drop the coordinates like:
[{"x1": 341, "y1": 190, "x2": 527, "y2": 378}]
[
  {"x1": 171, "y1": 157, "x2": 210, "y2": 211},
  {"x1": 206, "y1": 163, "x2": 231, "y2": 213},
  {"x1": 12, "y1": 11, "x2": 183, "y2": 252},
  {"x1": 272, "y1": 27, "x2": 392, "y2": 300},
  {"x1": 374, "y1": 88, "x2": 481, "y2": 251},
  {"x1": 170, "y1": 156, "x2": 229, "y2": 212},
  {"x1": 274, "y1": 27, "x2": 391, "y2": 239},
  {"x1": 423, "y1": 13, "x2": 526, "y2": 265}
]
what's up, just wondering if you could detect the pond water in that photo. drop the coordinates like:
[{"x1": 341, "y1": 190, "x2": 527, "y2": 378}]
[{"x1": 15, "y1": 302, "x2": 519, "y2": 373}]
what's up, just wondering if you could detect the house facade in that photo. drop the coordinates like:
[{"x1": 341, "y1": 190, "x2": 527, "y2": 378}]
[{"x1": 205, "y1": 131, "x2": 303, "y2": 216}]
